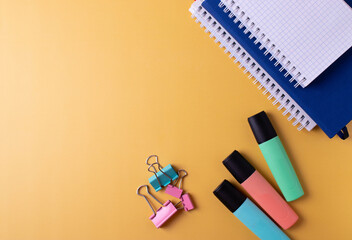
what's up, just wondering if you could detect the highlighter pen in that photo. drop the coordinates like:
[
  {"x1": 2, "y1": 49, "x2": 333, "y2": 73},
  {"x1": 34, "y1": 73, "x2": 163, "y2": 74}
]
[
  {"x1": 213, "y1": 180, "x2": 290, "y2": 240},
  {"x1": 223, "y1": 150, "x2": 298, "y2": 229},
  {"x1": 248, "y1": 111, "x2": 304, "y2": 201}
]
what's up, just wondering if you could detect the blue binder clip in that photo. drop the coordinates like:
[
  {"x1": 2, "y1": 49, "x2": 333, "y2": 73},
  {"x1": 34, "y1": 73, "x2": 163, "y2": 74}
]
[{"x1": 146, "y1": 155, "x2": 178, "y2": 192}]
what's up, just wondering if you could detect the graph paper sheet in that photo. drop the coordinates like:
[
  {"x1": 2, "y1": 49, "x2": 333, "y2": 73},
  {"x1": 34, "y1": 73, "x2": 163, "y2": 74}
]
[{"x1": 221, "y1": 0, "x2": 352, "y2": 88}]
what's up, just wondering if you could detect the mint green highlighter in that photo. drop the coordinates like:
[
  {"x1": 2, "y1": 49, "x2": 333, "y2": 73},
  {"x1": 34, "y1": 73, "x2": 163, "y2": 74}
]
[{"x1": 248, "y1": 111, "x2": 304, "y2": 202}]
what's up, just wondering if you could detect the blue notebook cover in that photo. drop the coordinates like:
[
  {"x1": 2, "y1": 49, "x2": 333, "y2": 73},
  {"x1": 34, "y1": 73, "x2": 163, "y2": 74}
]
[{"x1": 201, "y1": 0, "x2": 352, "y2": 138}]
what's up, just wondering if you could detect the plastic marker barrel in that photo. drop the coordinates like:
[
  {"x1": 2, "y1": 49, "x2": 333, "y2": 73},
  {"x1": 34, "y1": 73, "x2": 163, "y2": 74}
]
[
  {"x1": 248, "y1": 111, "x2": 304, "y2": 201},
  {"x1": 223, "y1": 150, "x2": 299, "y2": 229},
  {"x1": 213, "y1": 180, "x2": 290, "y2": 240}
]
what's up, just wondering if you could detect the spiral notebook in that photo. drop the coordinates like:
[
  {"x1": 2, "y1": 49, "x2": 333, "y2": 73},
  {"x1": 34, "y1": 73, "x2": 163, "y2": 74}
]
[
  {"x1": 221, "y1": 0, "x2": 352, "y2": 88},
  {"x1": 190, "y1": 0, "x2": 352, "y2": 139}
]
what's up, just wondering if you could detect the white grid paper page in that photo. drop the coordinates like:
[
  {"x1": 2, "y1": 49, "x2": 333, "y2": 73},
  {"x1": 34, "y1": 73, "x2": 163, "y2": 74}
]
[{"x1": 223, "y1": 0, "x2": 352, "y2": 87}]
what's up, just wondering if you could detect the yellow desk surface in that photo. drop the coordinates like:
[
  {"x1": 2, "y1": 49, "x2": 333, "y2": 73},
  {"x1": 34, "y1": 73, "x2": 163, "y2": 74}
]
[{"x1": 1, "y1": 1, "x2": 351, "y2": 239}]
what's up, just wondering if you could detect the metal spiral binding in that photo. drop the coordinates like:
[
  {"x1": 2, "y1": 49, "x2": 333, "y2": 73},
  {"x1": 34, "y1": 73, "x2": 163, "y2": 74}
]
[
  {"x1": 189, "y1": 0, "x2": 316, "y2": 131},
  {"x1": 220, "y1": 0, "x2": 307, "y2": 88}
]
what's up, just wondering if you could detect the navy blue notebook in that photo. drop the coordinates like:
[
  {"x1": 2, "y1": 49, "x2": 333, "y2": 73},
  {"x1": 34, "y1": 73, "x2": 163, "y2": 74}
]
[{"x1": 190, "y1": 0, "x2": 352, "y2": 139}]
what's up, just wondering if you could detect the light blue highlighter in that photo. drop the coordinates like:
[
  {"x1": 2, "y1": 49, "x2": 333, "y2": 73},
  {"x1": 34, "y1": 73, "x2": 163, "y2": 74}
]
[{"x1": 214, "y1": 180, "x2": 290, "y2": 240}]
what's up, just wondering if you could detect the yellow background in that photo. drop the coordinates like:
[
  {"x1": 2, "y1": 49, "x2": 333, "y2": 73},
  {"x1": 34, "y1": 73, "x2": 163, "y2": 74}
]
[{"x1": 1, "y1": 0, "x2": 351, "y2": 239}]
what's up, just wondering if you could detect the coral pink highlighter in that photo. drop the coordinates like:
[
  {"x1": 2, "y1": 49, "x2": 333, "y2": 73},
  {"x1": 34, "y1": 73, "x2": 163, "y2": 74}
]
[{"x1": 223, "y1": 150, "x2": 298, "y2": 229}]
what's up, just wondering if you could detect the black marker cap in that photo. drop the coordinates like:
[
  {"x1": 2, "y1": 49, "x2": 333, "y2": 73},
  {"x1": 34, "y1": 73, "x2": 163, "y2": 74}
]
[
  {"x1": 248, "y1": 111, "x2": 277, "y2": 144},
  {"x1": 223, "y1": 150, "x2": 255, "y2": 184},
  {"x1": 213, "y1": 180, "x2": 246, "y2": 213}
]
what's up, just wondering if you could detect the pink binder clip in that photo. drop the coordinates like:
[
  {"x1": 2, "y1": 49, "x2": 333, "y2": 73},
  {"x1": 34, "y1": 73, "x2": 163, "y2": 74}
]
[
  {"x1": 181, "y1": 193, "x2": 194, "y2": 211},
  {"x1": 165, "y1": 169, "x2": 187, "y2": 199},
  {"x1": 149, "y1": 200, "x2": 177, "y2": 228},
  {"x1": 137, "y1": 185, "x2": 177, "y2": 228},
  {"x1": 176, "y1": 193, "x2": 195, "y2": 211}
]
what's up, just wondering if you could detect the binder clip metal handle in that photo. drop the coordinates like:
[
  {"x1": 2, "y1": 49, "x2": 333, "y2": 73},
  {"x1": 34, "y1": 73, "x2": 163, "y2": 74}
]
[
  {"x1": 136, "y1": 185, "x2": 177, "y2": 228},
  {"x1": 137, "y1": 185, "x2": 163, "y2": 216},
  {"x1": 165, "y1": 169, "x2": 188, "y2": 199},
  {"x1": 173, "y1": 169, "x2": 188, "y2": 189},
  {"x1": 146, "y1": 155, "x2": 162, "y2": 168}
]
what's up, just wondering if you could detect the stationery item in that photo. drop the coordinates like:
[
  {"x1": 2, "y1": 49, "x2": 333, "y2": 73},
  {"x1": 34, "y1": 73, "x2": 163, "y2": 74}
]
[
  {"x1": 147, "y1": 163, "x2": 173, "y2": 191},
  {"x1": 220, "y1": 0, "x2": 352, "y2": 88},
  {"x1": 189, "y1": 0, "x2": 352, "y2": 139},
  {"x1": 175, "y1": 193, "x2": 195, "y2": 212},
  {"x1": 165, "y1": 169, "x2": 187, "y2": 199},
  {"x1": 223, "y1": 150, "x2": 298, "y2": 229},
  {"x1": 180, "y1": 193, "x2": 195, "y2": 211},
  {"x1": 190, "y1": 0, "x2": 316, "y2": 132},
  {"x1": 165, "y1": 169, "x2": 195, "y2": 211},
  {"x1": 146, "y1": 155, "x2": 178, "y2": 191},
  {"x1": 137, "y1": 185, "x2": 177, "y2": 228},
  {"x1": 213, "y1": 180, "x2": 290, "y2": 240},
  {"x1": 248, "y1": 111, "x2": 303, "y2": 201}
]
